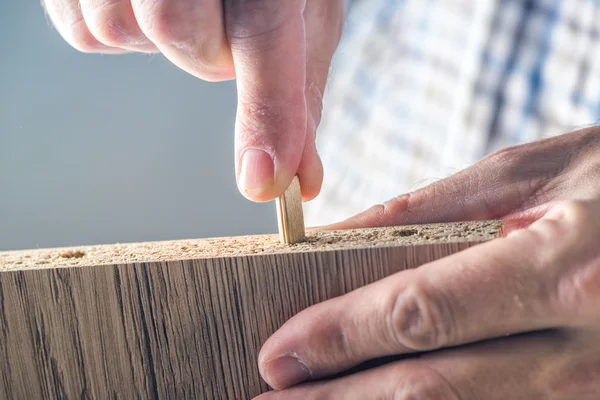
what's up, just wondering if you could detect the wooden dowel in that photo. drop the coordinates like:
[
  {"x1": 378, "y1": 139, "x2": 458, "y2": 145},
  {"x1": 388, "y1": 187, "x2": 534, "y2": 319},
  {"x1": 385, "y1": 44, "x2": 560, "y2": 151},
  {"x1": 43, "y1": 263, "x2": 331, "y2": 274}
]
[{"x1": 275, "y1": 176, "x2": 305, "y2": 244}]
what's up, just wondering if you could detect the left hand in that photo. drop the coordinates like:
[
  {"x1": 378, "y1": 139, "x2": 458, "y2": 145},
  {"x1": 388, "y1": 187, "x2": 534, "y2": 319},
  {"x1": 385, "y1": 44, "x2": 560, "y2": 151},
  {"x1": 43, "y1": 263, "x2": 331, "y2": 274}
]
[{"x1": 254, "y1": 128, "x2": 600, "y2": 399}]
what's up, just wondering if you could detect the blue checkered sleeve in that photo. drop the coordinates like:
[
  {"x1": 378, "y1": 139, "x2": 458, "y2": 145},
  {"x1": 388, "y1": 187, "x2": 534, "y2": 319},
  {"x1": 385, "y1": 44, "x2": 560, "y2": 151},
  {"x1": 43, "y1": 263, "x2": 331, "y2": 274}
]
[{"x1": 305, "y1": 0, "x2": 600, "y2": 226}]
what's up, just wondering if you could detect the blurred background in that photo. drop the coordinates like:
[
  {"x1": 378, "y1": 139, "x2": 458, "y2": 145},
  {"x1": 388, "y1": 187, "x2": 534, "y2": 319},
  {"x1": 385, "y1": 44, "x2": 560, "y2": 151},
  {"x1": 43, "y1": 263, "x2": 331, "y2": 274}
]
[{"x1": 0, "y1": 2, "x2": 276, "y2": 251}]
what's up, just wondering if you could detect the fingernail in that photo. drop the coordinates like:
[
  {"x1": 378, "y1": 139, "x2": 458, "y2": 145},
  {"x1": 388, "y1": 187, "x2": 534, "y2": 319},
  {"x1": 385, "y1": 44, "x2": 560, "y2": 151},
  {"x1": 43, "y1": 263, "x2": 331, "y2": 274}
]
[
  {"x1": 264, "y1": 355, "x2": 311, "y2": 389},
  {"x1": 239, "y1": 149, "x2": 274, "y2": 196}
]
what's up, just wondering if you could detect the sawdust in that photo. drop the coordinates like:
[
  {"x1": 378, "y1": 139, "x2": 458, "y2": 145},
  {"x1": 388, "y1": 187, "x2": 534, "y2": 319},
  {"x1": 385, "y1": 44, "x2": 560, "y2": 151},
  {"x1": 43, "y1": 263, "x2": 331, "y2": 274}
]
[{"x1": 0, "y1": 221, "x2": 503, "y2": 271}]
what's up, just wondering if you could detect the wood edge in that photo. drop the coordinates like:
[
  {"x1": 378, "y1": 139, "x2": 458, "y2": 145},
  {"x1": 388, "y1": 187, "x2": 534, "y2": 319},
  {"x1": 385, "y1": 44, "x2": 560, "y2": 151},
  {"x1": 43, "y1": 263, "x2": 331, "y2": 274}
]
[{"x1": 0, "y1": 221, "x2": 504, "y2": 272}]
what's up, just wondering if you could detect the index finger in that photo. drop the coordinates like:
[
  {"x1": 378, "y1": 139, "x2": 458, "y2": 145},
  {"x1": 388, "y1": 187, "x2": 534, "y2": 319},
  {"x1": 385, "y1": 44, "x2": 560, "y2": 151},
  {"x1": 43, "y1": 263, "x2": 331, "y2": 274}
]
[
  {"x1": 258, "y1": 200, "x2": 599, "y2": 390},
  {"x1": 225, "y1": 0, "x2": 308, "y2": 202}
]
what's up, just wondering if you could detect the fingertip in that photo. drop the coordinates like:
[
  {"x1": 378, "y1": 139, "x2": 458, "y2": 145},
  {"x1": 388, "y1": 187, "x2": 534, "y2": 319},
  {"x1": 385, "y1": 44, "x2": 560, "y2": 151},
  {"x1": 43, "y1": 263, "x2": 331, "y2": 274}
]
[
  {"x1": 261, "y1": 355, "x2": 312, "y2": 390},
  {"x1": 237, "y1": 151, "x2": 302, "y2": 202},
  {"x1": 298, "y1": 152, "x2": 324, "y2": 202},
  {"x1": 323, "y1": 201, "x2": 402, "y2": 230},
  {"x1": 257, "y1": 317, "x2": 314, "y2": 390},
  {"x1": 323, "y1": 194, "x2": 418, "y2": 230},
  {"x1": 237, "y1": 148, "x2": 275, "y2": 202}
]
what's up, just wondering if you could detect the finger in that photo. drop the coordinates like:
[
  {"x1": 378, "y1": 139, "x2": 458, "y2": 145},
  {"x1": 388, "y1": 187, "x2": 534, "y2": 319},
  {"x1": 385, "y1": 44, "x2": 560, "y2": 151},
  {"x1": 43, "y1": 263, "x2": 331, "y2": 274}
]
[
  {"x1": 255, "y1": 330, "x2": 600, "y2": 399},
  {"x1": 295, "y1": 88, "x2": 324, "y2": 202},
  {"x1": 80, "y1": 0, "x2": 158, "y2": 52},
  {"x1": 131, "y1": 0, "x2": 234, "y2": 81},
  {"x1": 259, "y1": 200, "x2": 600, "y2": 389},
  {"x1": 226, "y1": 0, "x2": 308, "y2": 202},
  {"x1": 323, "y1": 129, "x2": 595, "y2": 230},
  {"x1": 296, "y1": 0, "x2": 344, "y2": 201},
  {"x1": 43, "y1": 0, "x2": 127, "y2": 53}
]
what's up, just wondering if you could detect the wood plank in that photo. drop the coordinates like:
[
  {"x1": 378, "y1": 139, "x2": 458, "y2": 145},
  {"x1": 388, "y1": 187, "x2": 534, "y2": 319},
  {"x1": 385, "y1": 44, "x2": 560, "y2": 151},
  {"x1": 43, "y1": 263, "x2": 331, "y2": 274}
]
[{"x1": 0, "y1": 221, "x2": 503, "y2": 399}]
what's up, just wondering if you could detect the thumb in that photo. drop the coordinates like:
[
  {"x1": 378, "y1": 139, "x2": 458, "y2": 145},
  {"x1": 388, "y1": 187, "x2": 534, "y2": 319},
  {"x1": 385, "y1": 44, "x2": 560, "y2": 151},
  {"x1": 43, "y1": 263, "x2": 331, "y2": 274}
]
[{"x1": 225, "y1": 0, "x2": 308, "y2": 202}]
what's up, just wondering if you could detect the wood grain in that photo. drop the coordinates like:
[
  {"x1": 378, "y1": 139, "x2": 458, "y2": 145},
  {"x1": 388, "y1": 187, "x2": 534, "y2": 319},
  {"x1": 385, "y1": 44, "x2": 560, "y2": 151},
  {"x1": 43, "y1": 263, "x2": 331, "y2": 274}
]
[
  {"x1": 275, "y1": 176, "x2": 305, "y2": 244},
  {"x1": 0, "y1": 221, "x2": 503, "y2": 399}
]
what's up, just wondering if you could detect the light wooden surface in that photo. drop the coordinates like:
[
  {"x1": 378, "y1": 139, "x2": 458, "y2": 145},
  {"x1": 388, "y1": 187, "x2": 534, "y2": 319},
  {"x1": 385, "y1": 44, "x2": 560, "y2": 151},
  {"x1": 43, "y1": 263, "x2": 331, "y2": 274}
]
[
  {"x1": 275, "y1": 176, "x2": 305, "y2": 244},
  {"x1": 0, "y1": 221, "x2": 502, "y2": 399}
]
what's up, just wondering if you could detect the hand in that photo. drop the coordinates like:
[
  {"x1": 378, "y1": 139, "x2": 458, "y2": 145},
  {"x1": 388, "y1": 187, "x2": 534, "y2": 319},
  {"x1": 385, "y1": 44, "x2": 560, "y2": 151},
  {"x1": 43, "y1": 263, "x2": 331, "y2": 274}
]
[
  {"x1": 255, "y1": 127, "x2": 600, "y2": 399},
  {"x1": 323, "y1": 126, "x2": 600, "y2": 230},
  {"x1": 42, "y1": 0, "x2": 345, "y2": 202}
]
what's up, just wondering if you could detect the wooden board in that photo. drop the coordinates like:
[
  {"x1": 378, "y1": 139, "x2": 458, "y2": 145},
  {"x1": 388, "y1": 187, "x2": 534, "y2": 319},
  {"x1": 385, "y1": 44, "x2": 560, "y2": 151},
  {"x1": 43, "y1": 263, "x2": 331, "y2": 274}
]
[{"x1": 0, "y1": 221, "x2": 503, "y2": 399}]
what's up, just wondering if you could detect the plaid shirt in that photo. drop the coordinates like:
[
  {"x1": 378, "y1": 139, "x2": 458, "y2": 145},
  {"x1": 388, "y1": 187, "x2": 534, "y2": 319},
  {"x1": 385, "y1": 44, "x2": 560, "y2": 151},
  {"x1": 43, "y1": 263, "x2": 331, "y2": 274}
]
[{"x1": 304, "y1": 0, "x2": 600, "y2": 226}]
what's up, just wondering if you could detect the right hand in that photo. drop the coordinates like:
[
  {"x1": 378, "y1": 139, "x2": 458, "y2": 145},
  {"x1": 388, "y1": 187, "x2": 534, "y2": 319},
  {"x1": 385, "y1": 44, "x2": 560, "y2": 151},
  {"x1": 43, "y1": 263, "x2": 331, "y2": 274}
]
[{"x1": 43, "y1": 0, "x2": 345, "y2": 202}]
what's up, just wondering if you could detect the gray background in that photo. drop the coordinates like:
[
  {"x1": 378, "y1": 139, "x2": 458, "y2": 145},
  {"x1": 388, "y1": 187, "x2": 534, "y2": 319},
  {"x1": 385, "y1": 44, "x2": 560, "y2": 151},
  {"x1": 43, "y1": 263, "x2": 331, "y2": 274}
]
[{"x1": 0, "y1": 2, "x2": 276, "y2": 251}]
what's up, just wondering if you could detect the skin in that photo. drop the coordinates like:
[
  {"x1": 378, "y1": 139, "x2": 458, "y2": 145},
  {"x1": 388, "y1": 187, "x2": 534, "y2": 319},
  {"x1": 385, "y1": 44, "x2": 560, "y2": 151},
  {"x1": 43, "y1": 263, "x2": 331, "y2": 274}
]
[
  {"x1": 255, "y1": 127, "x2": 600, "y2": 399},
  {"x1": 42, "y1": 0, "x2": 345, "y2": 202},
  {"x1": 43, "y1": 3, "x2": 600, "y2": 396}
]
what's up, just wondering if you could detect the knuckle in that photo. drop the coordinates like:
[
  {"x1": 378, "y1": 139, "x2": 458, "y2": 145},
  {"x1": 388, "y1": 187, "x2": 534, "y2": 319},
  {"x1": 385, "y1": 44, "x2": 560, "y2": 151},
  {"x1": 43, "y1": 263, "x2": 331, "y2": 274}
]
[
  {"x1": 191, "y1": 39, "x2": 232, "y2": 72},
  {"x1": 43, "y1": 1, "x2": 100, "y2": 52},
  {"x1": 483, "y1": 145, "x2": 521, "y2": 166},
  {"x1": 531, "y1": 200, "x2": 591, "y2": 247},
  {"x1": 393, "y1": 367, "x2": 460, "y2": 400},
  {"x1": 85, "y1": 3, "x2": 145, "y2": 47},
  {"x1": 365, "y1": 204, "x2": 395, "y2": 226},
  {"x1": 67, "y1": 20, "x2": 105, "y2": 53},
  {"x1": 410, "y1": 180, "x2": 449, "y2": 206},
  {"x1": 225, "y1": 0, "x2": 303, "y2": 51},
  {"x1": 522, "y1": 218, "x2": 562, "y2": 246},
  {"x1": 324, "y1": 322, "x2": 355, "y2": 364},
  {"x1": 557, "y1": 254, "x2": 600, "y2": 323},
  {"x1": 557, "y1": 200, "x2": 592, "y2": 229},
  {"x1": 239, "y1": 99, "x2": 285, "y2": 132},
  {"x1": 534, "y1": 201, "x2": 600, "y2": 323},
  {"x1": 134, "y1": 0, "x2": 193, "y2": 45},
  {"x1": 237, "y1": 93, "x2": 305, "y2": 142},
  {"x1": 553, "y1": 203, "x2": 600, "y2": 318},
  {"x1": 134, "y1": 0, "x2": 230, "y2": 67},
  {"x1": 388, "y1": 281, "x2": 454, "y2": 351}
]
